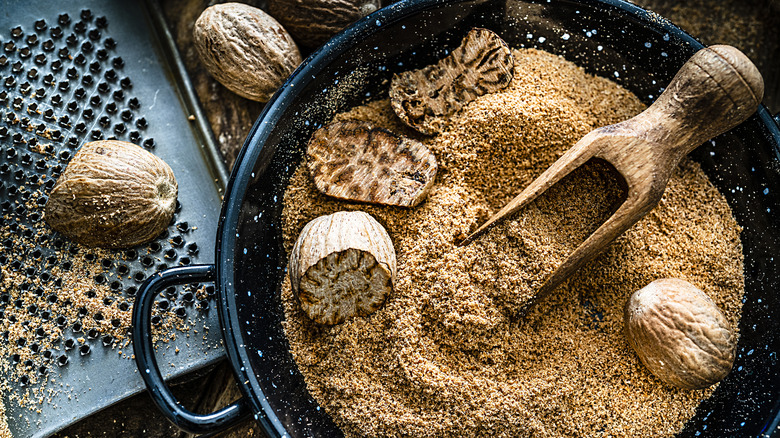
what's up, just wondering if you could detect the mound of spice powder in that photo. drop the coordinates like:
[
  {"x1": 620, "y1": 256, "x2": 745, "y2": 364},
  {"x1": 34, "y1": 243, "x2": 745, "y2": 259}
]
[{"x1": 280, "y1": 48, "x2": 745, "y2": 437}]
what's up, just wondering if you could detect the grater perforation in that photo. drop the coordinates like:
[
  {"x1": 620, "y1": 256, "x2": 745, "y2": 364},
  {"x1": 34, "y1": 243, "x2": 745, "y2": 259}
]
[{"x1": 0, "y1": 4, "x2": 226, "y2": 436}]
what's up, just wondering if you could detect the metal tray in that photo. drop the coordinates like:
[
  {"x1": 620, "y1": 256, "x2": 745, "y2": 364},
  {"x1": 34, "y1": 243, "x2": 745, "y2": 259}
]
[{"x1": 0, "y1": 1, "x2": 227, "y2": 436}]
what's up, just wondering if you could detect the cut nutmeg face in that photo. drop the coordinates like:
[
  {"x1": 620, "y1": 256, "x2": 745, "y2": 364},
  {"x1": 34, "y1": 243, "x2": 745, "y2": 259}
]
[
  {"x1": 307, "y1": 120, "x2": 437, "y2": 207},
  {"x1": 44, "y1": 140, "x2": 178, "y2": 249},
  {"x1": 389, "y1": 28, "x2": 514, "y2": 135},
  {"x1": 289, "y1": 211, "x2": 396, "y2": 325},
  {"x1": 624, "y1": 278, "x2": 736, "y2": 390}
]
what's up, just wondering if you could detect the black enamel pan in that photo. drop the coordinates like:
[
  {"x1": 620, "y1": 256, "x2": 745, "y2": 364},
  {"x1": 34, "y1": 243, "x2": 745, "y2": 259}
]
[{"x1": 132, "y1": 0, "x2": 780, "y2": 436}]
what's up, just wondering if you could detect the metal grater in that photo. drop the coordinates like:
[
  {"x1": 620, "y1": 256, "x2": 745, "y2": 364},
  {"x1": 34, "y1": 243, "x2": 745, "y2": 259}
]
[{"x1": 0, "y1": 1, "x2": 226, "y2": 436}]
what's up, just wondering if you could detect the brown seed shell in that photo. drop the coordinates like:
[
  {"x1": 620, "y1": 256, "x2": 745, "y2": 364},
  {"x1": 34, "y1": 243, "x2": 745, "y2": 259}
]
[
  {"x1": 307, "y1": 120, "x2": 438, "y2": 207},
  {"x1": 267, "y1": 0, "x2": 381, "y2": 48},
  {"x1": 289, "y1": 211, "x2": 396, "y2": 325},
  {"x1": 624, "y1": 278, "x2": 736, "y2": 390},
  {"x1": 44, "y1": 140, "x2": 178, "y2": 249},
  {"x1": 389, "y1": 28, "x2": 515, "y2": 134},
  {"x1": 193, "y1": 2, "x2": 302, "y2": 102}
]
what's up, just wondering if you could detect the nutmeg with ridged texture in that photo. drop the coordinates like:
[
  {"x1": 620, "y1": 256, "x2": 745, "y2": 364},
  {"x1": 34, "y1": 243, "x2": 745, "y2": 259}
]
[
  {"x1": 624, "y1": 278, "x2": 736, "y2": 390},
  {"x1": 193, "y1": 2, "x2": 302, "y2": 102},
  {"x1": 267, "y1": 0, "x2": 381, "y2": 48},
  {"x1": 45, "y1": 140, "x2": 178, "y2": 249},
  {"x1": 289, "y1": 211, "x2": 396, "y2": 325}
]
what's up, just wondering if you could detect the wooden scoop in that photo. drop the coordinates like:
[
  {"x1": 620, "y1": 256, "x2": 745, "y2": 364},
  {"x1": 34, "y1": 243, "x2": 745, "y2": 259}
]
[{"x1": 462, "y1": 45, "x2": 763, "y2": 299}]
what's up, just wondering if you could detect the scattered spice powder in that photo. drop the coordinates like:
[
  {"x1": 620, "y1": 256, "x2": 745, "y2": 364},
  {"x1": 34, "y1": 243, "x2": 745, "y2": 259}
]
[
  {"x1": 0, "y1": 396, "x2": 8, "y2": 438},
  {"x1": 0, "y1": 160, "x2": 203, "y2": 421},
  {"x1": 280, "y1": 48, "x2": 745, "y2": 437}
]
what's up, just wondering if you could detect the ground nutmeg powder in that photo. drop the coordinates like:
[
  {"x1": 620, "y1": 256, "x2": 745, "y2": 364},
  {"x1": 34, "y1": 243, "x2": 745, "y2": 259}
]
[{"x1": 280, "y1": 48, "x2": 745, "y2": 437}]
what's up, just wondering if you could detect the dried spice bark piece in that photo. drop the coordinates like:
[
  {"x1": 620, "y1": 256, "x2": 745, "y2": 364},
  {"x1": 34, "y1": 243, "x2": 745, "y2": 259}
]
[
  {"x1": 45, "y1": 140, "x2": 178, "y2": 249},
  {"x1": 307, "y1": 120, "x2": 437, "y2": 207},
  {"x1": 389, "y1": 28, "x2": 514, "y2": 134},
  {"x1": 289, "y1": 211, "x2": 396, "y2": 325}
]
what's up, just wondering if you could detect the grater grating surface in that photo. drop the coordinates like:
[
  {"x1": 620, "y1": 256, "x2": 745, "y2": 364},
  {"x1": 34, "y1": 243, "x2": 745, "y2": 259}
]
[{"x1": 0, "y1": 1, "x2": 226, "y2": 436}]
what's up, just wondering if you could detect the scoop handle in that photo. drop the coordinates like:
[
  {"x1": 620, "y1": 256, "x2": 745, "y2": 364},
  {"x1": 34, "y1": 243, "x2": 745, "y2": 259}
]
[{"x1": 638, "y1": 45, "x2": 763, "y2": 155}]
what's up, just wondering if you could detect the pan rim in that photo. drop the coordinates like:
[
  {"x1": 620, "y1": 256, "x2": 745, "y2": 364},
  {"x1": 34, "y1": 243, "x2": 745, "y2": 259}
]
[{"x1": 214, "y1": 0, "x2": 780, "y2": 436}]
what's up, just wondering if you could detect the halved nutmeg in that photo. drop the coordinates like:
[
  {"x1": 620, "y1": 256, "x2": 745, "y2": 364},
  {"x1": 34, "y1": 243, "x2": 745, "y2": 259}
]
[
  {"x1": 45, "y1": 140, "x2": 178, "y2": 249},
  {"x1": 289, "y1": 211, "x2": 396, "y2": 325},
  {"x1": 389, "y1": 28, "x2": 514, "y2": 134},
  {"x1": 306, "y1": 120, "x2": 437, "y2": 207},
  {"x1": 624, "y1": 278, "x2": 736, "y2": 390}
]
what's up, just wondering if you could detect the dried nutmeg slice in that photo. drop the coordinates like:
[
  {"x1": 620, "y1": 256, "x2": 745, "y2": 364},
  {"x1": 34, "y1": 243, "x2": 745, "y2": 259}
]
[
  {"x1": 289, "y1": 211, "x2": 396, "y2": 325},
  {"x1": 624, "y1": 278, "x2": 736, "y2": 390},
  {"x1": 390, "y1": 28, "x2": 514, "y2": 135},
  {"x1": 307, "y1": 120, "x2": 437, "y2": 207},
  {"x1": 193, "y1": 3, "x2": 302, "y2": 102},
  {"x1": 45, "y1": 140, "x2": 178, "y2": 249}
]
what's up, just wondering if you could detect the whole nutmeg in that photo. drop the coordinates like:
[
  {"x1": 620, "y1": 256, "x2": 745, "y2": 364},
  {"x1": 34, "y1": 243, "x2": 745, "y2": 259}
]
[
  {"x1": 45, "y1": 140, "x2": 178, "y2": 249},
  {"x1": 193, "y1": 2, "x2": 302, "y2": 102},
  {"x1": 267, "y1": 0, "x2": 381, "y2": 48},
  {"x1": 624, "y1": 278, "x2": 736, "y2": 390},
  {"x1": 289, "y1": 211, "x2": 396, "y2": 325}
]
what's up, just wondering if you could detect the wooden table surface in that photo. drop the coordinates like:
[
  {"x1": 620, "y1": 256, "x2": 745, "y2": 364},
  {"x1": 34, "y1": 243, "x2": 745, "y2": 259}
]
[{"x1": 52, "y1": 0, "x2": 779, "y2": 436}]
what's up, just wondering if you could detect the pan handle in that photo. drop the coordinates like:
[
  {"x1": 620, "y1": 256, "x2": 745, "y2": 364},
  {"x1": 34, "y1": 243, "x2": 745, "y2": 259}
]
[{"x1": 132, "y1": 264, "x2": 251, "y2": 435}]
